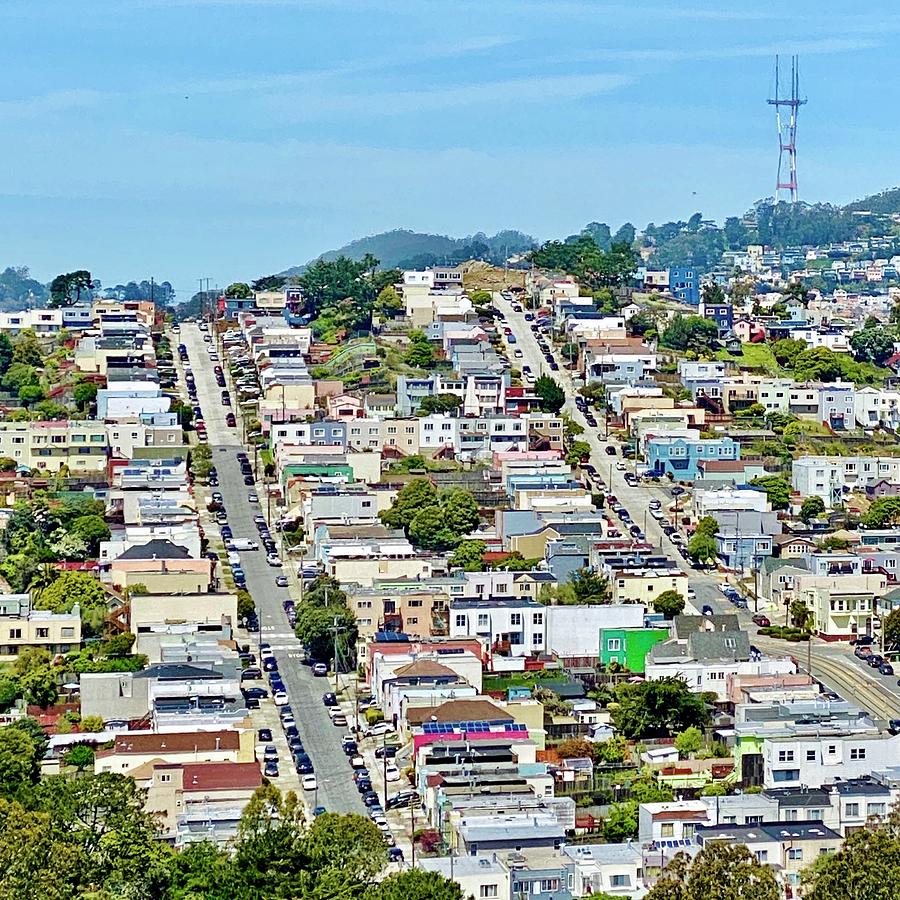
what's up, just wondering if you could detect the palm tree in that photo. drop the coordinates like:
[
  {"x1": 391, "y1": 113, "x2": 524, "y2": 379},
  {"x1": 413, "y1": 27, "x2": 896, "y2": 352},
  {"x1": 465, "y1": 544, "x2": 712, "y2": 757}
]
[{"x1": 29, "y1": 563, "x2": 58, "y2": 599}]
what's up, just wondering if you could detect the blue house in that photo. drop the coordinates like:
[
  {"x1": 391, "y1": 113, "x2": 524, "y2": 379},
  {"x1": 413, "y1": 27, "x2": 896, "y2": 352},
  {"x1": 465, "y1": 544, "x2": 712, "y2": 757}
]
[
  {"x1": 700, "y1": 301, "x2": 734, "y2": 332},
  {"x1": 669, "y1": 267, "x2": 700, "y2": 304},
  {"x1": 646, "y1": 435, "x2": 740, "y2": 482}
]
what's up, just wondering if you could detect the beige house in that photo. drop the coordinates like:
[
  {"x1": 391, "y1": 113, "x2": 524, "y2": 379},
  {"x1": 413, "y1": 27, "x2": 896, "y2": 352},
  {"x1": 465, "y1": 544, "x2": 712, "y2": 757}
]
[
  {"x1": 95, "y1": 730, "x2": 252, "y2": 776},
  {"x1": 612, "y1": 569, "x2": 688, "y2": 605},
  {"x1": 106, "y1": 541, "x2": 213, "y2": 594},
  {"x1": 795, "y1": 572, "x2": 887, "y2": 640},
  {"x1": 0, "y1": 421, "x2": 109, "y2": 473},
  {"x1": 137, "y1": 760, "x2": 263, "y2": 845},
  {"x1": 349, "y1": 585, "x2": 449, "y2": 639},
  {"x1": 0, "y1": 594, "x2": 81, "y2": 660},
  {"x1": 129, "y1": 591, "x2": 238, "y2": 632}
]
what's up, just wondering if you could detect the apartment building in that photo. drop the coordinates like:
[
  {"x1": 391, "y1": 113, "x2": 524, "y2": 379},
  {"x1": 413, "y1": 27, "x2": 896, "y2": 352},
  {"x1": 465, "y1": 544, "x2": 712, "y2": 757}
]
[
  {"x1": 0, "y1": 420, "x2": 109, "y2": 473},
  {"x1": 0, "y1": 594, "x2": 81, "y2": 659}
]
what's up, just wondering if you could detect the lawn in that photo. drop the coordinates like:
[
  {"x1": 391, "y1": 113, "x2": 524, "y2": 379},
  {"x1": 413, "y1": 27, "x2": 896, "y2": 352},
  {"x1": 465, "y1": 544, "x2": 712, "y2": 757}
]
[{"x1": 715, "y1": 343, "x2": 787, "y2": 376}]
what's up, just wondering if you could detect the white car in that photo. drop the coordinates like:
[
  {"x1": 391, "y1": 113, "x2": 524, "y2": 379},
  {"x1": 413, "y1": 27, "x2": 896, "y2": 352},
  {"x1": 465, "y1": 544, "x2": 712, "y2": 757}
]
[
  {"x1": 266, "y1": 554, "x2": 282, "y2": 567},
  {"x1": 259, "y1": 647, "x2": 274, "y2": 660},
  {"x1": 364, "y1": 722, "x2": 394, "y2": 738},
  {"x1": 349, "y1": 755, "x2": 366, "y2": 769},
  {"x1": 227, "y1": 551, "x2": 241, "y2": 566},
  {"x1": 273, "y1": 691, "x2": 289, "y2": 706},
  {"x1": 281, "y1": 714, "x2": 296, "y2": 729},
  {"x1": 615, "y1": 461, "x2": 627, "y2": 471},
  {"x1": 376, "y1": 821, "x2": 392, "y2": 835},
  {"x1": 384, "y1": 764, "x2": 401, "y2": 782},
  {"x1": 302, "y1": 774, "x2": 318, "y2": 791}
]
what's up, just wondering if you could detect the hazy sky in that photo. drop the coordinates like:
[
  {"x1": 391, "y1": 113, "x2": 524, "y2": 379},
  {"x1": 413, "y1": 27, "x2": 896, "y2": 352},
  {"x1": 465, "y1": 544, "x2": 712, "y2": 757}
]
[{"x1": 1, "y1": 0, "x2": 898, "y2": 297}]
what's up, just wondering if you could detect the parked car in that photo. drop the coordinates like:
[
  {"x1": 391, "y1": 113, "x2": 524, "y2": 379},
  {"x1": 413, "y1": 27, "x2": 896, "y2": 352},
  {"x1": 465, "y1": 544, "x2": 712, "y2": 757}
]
[
  {"x1": 302, "y1": 774, "x2": 318, "y2": 791},
  {"x1": 322, "y1": 692, "x2": 337, "y2": 706},
  {"x1": 264, "y1": 761, "x2": 279, "y2": 778},
  {"x1": 384, "y1": 764, "x2": 401, "y2": 782},
  {"x1": 867, "y1": 654, "x2": 885, "y2": 668},
  {"x1": 364, "y1": 722, "x2": 394, "y2": 738},
  {"x1": 752, "y1": 614, "x2": 771, "y2": 627},
  {"x1": 386, "y1": 791, "x2": 420, "y2": 811},
  {"x1": 880, "y1": 662, "x2": 895, "y2": 676},
  {"x1": 257, "y1": 728, "x2": 272, "y2": 742},
  {"x1": 312, "y1": 663, "x2": 328, "y2": 677}
]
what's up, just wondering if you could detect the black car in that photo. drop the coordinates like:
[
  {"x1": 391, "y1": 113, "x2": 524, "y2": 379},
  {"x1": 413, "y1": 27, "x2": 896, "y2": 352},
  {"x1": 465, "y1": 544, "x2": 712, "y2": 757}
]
[
  {"x1": 244, "y1": 475, "x2": 255, "y2": 486},
  {"x1": 356, "y1": 779, "x2": 372, "y2": 793},
  {"x1": 257, "y1": 728, "x2": 273, "y2": 742},
  {"x1": 868, "y1": 654, "x2": 884, "y2": 668},
  {"x1": 322, "y1": 692, "x2": 337, "y2": 706},
  {"x1": 343, "y1": 741, "x2": 358, "y2": 756},
  {"x1": 605, "y1": 445, "x2": 617, "y2": 455},
  {"x1": 242, "y1": 687, "x2": 269, "y2": 699},
  {"x1": 294, "y1": 756, "x2": 314, "y2": 774},
  {"x1": 363, "y1": 791, "x2": 380, "y2": 807},
  {"x1": 288, "y1": 736, "x2": 304, "y2": 753},
  {"x1": 386, "y1": 791, "x2": 420, "y2": 811},
  {"x1": 374, "y1": 744, "x2": 399, "y2": 759},
  {"x1": 245, "y1": 696, "x2": 260, "y2": 709},
  {"x1": 284, "y1": 724, "x2": 299, "y2": 738}
]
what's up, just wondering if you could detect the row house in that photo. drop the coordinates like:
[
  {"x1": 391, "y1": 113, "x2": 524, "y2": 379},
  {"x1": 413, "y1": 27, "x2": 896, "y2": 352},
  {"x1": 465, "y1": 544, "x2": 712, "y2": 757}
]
[
  {"x1": 792, "y1": 455, "x2": 900, "y2": 506},
  {"x1": 0, "y1": 420, "x2": 109, "y2": 474}
]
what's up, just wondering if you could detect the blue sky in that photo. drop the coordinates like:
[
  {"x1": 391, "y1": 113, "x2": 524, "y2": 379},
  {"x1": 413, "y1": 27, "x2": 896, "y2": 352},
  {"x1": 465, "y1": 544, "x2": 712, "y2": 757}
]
[{"x1": 1, "y1": 0, "x2": 897, "y2": 296}]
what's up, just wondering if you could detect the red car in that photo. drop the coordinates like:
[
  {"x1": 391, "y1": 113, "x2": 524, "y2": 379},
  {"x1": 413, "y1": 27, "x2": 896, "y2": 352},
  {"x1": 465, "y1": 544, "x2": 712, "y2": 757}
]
[
  {"x1": 752, "y1": 614, "x2": 771, "y2": 627},
  {"x1": 225, "y1": 413, "x2": 236, "y2": 427}
]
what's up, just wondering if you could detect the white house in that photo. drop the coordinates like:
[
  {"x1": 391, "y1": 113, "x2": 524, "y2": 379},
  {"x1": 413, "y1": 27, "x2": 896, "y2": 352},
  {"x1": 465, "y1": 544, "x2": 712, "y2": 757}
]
[{"x1": 449, "y1": 599, "x2": 547, "y2": 656}]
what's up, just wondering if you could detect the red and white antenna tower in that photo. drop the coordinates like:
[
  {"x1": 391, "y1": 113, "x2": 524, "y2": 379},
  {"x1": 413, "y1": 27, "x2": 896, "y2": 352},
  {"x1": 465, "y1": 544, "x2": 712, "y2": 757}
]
[{"x1": 767, "y1": 55, "x2": 806, "y2": 203}]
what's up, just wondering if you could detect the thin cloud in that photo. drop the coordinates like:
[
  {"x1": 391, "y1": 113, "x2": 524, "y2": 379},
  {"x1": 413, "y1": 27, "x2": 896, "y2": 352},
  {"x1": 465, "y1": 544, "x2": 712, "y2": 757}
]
[
  {"x1": 0, "y1": 89, "x2": 106, "y2": 120},
  {"x1": 268, "y1": 72, "x2": 632, "y2": 121}
]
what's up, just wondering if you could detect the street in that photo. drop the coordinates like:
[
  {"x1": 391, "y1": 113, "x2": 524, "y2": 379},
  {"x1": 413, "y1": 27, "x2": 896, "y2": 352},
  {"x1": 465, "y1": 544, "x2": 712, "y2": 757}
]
[
  {"x1": 180, "y1": 323, "x2": 367, "y2": 814},
  {"x1": 492, "y1": 295, "x2": 900, "y2": 722}
]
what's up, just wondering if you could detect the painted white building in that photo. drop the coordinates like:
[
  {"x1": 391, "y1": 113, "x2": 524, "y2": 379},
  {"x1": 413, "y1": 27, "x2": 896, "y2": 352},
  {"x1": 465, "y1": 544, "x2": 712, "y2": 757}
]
[
  {"x1": 855, "y1": 386, "x2": 900, "y2": 429},
  {"x1": 546, "y1": 605, "x2": 645, "y2": 662},
  {"x1": 792, "y1": 455, "x2": 900, "y2": 506},
  {"x1": 449, "y1": 599, "x2": 547, "y2": 656},
  {"x1": 763, "y1": 732, "x2": 900, "y2": 789}
]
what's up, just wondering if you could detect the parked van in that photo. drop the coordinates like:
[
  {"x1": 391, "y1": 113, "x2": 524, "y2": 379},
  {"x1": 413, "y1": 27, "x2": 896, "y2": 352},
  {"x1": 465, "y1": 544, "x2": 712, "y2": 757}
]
[{"x1": 228, "y1": 539, "x2": 260, "y2": 551}]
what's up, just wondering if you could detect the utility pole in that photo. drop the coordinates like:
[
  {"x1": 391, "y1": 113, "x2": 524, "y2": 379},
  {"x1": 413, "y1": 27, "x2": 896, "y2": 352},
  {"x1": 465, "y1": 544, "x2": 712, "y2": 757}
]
[{"x1": 383, "y1": 732, "x2": 389, "y2": 810}]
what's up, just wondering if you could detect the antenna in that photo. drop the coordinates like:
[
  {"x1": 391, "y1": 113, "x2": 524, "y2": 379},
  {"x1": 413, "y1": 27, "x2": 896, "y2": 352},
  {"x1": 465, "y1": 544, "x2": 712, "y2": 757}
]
[{"x1": 767, "y1": 55, "x2": 807, "y2": 203}]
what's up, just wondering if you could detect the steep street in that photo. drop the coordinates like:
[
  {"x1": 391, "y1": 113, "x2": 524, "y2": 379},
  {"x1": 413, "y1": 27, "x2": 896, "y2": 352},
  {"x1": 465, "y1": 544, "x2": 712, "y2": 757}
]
[{"x1": 492, "y1": 295, "x2": 900, "y2": 722}]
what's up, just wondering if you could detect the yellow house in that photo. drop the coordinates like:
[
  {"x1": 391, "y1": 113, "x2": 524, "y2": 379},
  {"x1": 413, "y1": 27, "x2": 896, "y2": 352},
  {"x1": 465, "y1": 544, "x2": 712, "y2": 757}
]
[{"x1": 612, "y1": 569, "x2": 688, "y2": 605}]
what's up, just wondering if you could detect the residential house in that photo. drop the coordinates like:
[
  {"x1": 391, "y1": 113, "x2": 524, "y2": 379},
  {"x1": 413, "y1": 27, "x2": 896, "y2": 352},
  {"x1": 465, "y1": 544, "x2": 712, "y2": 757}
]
[
  {"x1": 0, "y1": 594, "x2": 81, "y2": 660},
  {"x1": 645, "y1": 435, "x2": 739, "y2": 482},
  {"x1": 94, "y1": 730, "x2": 251, "y2": 776}
]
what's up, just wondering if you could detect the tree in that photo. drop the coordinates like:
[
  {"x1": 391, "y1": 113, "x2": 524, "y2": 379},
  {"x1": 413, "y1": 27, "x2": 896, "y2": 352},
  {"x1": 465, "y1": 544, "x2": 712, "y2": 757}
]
[
  {"x1": 0, "y1": 334, "x2": 12, "y2": 378},
  {"x1": 800, "y1": 496, "x2": 826, "y2": 523},
  {"x1": 613, "y1": 677, "x2": 710, "y2": 739},
  {"x1": 224, "y1": 282, "x2": 253, "y2": 299},
  {"x1": 534, "y1": 375, "x2": 565, "y2": 413},
  {"x1": 659, "y1": 315, "x2": 720, "y2": 354},
  {"x1": 603, "y1": 801, "x2": 638, "y2": 842},
  {"x1": 653, "y1": 589, "x2": 685, "y2": 619},
  {"x1": 884, "y1": 608, "x2": 900, "y2": 652},
  {"x1": 646, "y1": 842, "x2": 779, "y2": 900},
  {"x1": 409, "y1": 505, "x2": 462, "y2": 551},
  {"x1": 1, "y1": 361, "x2": 38, "y2": 392},
  {"x1": 0, "y1": 726, "x2": 39, "y2": 795},
  {"x1": 80, "y1": 715, "x2": 104, "y2": 733},
  {"x1": 850, "y1": 323, "x2": 895, "y2": 366},
  {"x1": 449, "y1": 540, "x2": 486, "y2": 572},
  {"x1": 442, "y1": 489, "x2": 480, "y2": 536},
  {"x1": 565, "y1": 440, "x2": 592, "y2": 466},
  {"x1": 370, "y1": 869, "x2": 464, "y2": 900},
  {"x1": 418, "y1": 393, "x2": 461, "y2": 415},
  {"x1": 701, "y1": 282, "x2": 727, "y2": 305},
  {"x1": 17, "y1": 384, "x2": 45, "y2": 407},
  {"x1": 688, "y1": 532, "x2": 718, "y2": 565},
  {"x1": 73, "y1": 381, "x2": 98, "y2": 411},
  {"x1": 294, "y1": 603, "x2": 357, "y2": 669},
  {"x1": 802, "y1": 807, "x2": 900, "y2": 900},
  {"x1": 251, "y1": 274, "x2": 287, "y2": 292},
  {"x1": 64, "y1": 744, "x2": 95, "y2": 772},
  {"x1": 236, "y1": 589, "x2": 256, "y2": 620},
  {"x1": 405, "y1": 331, "x2": 435, "y2": 368},
  {"x1": 34, "y1": 571, "x2": 109, "y2": 636},
  {"x1": 596, "y1": 734, "x2": 629, "y2": 764},
  {"x1": 694, "y1": 516, "x2": 719, "y2": 538},
  {"x1": 569, "y1": 568, "x2": 611, "y2": 604},
  {"x1": 556, "y1": 737, "x2": 596, "y2": 760},
  {"x1": 750, "y1": 475, "x2": 791, "y2": 510},
  {"x1": 70, "y1": 514, "x2": 110, "y2": 556},
  {"x1": 864, "y1": 496, "x2": 900, "y2": 527},
  {"x1": 48, "y1": 270, "x2": 92, "y2": 307},
  {"x1": 793, "y1": 346, "x2": 843, "y2": 382},
  {"x1": 380, "y1": 478, "x2": 437, "y2": 531},
  {"x1": 613, "y1": 222, "x2": 636, "y2": 246},
  {"x1": 304, "y1": 811, "x2": 387, "y2": 883},
  {"x1": 700, "y1": 782, "x2": 727, "y2": 796},
  {"x1": 674, "y1": 726, "x2": 703, "y2": 759},
  {"x1": 374, "y1": 285, "x2": 403, "y2": 317},
  {"x1": 789, "y1": 600, "x2": 813, "y2": 631}
]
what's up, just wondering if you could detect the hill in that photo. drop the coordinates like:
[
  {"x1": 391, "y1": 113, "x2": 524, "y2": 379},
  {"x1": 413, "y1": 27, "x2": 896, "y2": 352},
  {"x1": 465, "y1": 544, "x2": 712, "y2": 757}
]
[{"x1": 280, "y1": 228, "x2": 537, "y2": 275}]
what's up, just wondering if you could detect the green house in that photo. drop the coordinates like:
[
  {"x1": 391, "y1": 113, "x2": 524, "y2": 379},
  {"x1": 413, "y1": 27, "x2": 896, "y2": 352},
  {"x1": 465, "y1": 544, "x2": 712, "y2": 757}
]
[{"x1": 599, "y1": 627, "x2": 669, "y2": 673}]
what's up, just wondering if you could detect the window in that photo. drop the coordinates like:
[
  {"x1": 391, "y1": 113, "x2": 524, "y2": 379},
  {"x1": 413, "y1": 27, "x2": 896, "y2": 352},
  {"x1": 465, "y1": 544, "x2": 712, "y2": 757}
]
[
  {"x1": 660, "y1": 823, "x2": 675, "y2": 837},
  {"x1": 533, "y1": 613, "x2": 543, "y2": 625},
  {"x1": 610, "y1": 875, "x2": 630, "y2": 888},
  {"x1": 539, "y1": 881, "x2": 559, "y2": 893},
  {"x1": 510, "y1": 613, "x2": 521, "y2": 626},
  {"x1": 532, "y1": 633, "x2": 543, "y2": 646},
  {"x1": 407, "y1": 617, "x2": 418, "y2": 625},
  {"x1": 159, "y1": 773, "x2": 172, "y2": 783},
  {"x1": 607, "y1": 639, "x2": 621, "y2": 652},
  {"x1": 61, "y1": 627, "x2": 74, "y2": 638},
  {"x1": 35, "y1": 628, "x2": 49, "y2": 639},
  {"x1": 845, "y1": 802, "x2": 860, "y2": 817},
  {"x1": 773, "y1": 769, "x2": 799, "y2": 783},
  {"x1": 778, "y1": 750, "x2": 795, "y2": 762},
  {"x1": 850, "y1": 747, "x2": 866, "y2": 760},
  {"x1": 454, "y1": 615, "x2": 466, "y2": 628},
  {"x1": 480, "y1": 887, "x2": 498, "y2": 899},
  {"x1": 868, "y1": 803, "x2": 886, "y2": 817},
  {"x1": 756, "y1": 850, "x2": 768, "y2": 863},
  {"x1": 8, "y1": 629, "x2": 21, "y2": 640},
  {"x1": 788, "y1": 848, "x2": 803, "y2": 861},
  {"x1": 477, "y1": 614, "x2": 489, "y2": 627}
]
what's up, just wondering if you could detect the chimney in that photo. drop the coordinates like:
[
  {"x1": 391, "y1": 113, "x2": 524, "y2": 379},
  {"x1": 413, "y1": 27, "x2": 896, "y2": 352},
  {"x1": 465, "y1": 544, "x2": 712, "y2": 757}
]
[{"x1": 215, "y1": 736, "x2": 221, "y2": 750}]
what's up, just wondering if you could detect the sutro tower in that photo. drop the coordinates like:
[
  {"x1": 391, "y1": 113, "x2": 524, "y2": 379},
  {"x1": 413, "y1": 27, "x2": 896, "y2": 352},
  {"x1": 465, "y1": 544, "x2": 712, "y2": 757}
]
[{"x1": 767, "y1": 55, "x2": 806, "y2": 203}]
